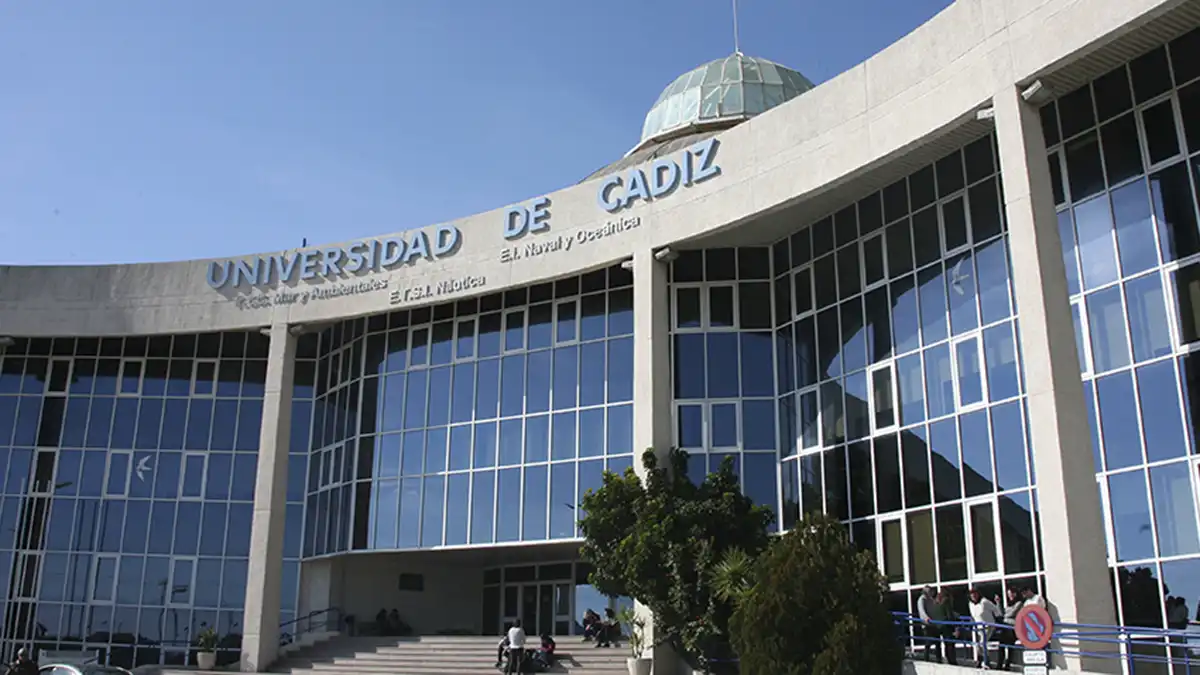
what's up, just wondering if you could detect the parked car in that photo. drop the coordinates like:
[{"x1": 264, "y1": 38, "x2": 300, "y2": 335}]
[{"x1": 36, "y1": 665, "x2": 132, "y2": 675}]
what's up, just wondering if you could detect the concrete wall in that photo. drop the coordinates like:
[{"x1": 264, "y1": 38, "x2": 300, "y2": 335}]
[
  {"x1": 0, "y1": 0, "x2": 1182, "y2": 339},
  {"x1": 333, "y1": 553, "x2": 485, "y2": 636}
]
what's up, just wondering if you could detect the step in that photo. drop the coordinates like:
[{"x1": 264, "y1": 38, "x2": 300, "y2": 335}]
[
  {"x1": 274, "y1": 667, "x2": 628, "y2": 672},
  {"x1": 277, "y1": 667, "x2": 628, "y2": 672},
  {"x1": 279, "y1": 653, "x2": 628, "y2": 662}
]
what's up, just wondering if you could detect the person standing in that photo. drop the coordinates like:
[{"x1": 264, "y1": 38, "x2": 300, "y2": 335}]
[
  {"x1": 918, "y1": 586, "x2": 940, "y2": 662},
  {"x1": 933, "y1": 590, "x2": 959, "y2": 666},
  {"x1": 996, "y1": 587, "x2": 1025, "y2": 670},
  {"x1": 4, "y1": 648, "x2": 36, "y2": 675},
  {"x1": 505, "y1": 619, "x2": 527, "y2": 674},
  {"x1": 969, "y1": 588, "x2": 1001, "y2": 668}
]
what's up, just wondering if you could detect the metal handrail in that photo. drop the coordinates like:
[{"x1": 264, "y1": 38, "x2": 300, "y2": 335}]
[
  {"x1": 278, "y1": 608, "x2": 342, "y2": 647},
  {"x1": 893, "y1": 612, "x2": 1200, "y2": 672}
]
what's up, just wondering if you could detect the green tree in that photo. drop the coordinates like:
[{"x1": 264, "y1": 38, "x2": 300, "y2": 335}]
[
  {"x1": 578, "y1": 448, "x2": 773, "y2": 671},
  {"x1": 727, "y1": 512, "x2": 903, "y2": 675}
]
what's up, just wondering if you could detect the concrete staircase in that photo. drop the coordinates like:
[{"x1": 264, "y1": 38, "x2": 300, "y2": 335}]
[{"x1": 268, "y1": 635, "x2": 630, "y2": 675}]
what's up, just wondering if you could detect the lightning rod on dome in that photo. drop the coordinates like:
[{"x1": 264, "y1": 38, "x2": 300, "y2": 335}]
[{"x1": 732, "y1": 0, "x2": 742, "y2": 55}]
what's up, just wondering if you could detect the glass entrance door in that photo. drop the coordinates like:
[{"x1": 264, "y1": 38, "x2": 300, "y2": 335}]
[{"x1": 502, "y1": 583, "x2": 573, "y2": 636}]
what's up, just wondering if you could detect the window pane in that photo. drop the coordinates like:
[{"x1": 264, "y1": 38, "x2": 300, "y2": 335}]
[
  {"x1": 1097, "y1": 372, "x2": 1145, "y2": 471},
  {"x1": 960, "y1": 410, "x2": 992, "y2": 497},
  {"x1": 918, "y1": 266, "x2": 948, "y2": 346},
  {"x1": 1066, "y1": 131, "x2": 1106, "y2": 202},
  {"x1": 1153, "y1": 162, "x2": 1200, "y2": 262},
  {"x1": 881, "y1": 520, "x2": 905, "y2": 583},
  {"x1": 709, "y1": 286, "x2": 735, "y2": 327},
  {"x1": 1101, "y1": 114, "x2": 1144, "y2": 187},
  {"x1": 872, "y1": 367, "x2": 896, "y2": 430},
  {"x1": 906, "y1": 510, "x2": 937, "y2": 585},
  {"x1": 1087, "y1": 285, "x2": 1130, "y2": 372},
  {"x1": 897, "y1": 354, "x2": 925, "y2": 426},
  {"x1": 1173, "y1": 262, "x2": 1200, "y2": 345},
  {"x1": 1136, "y1": 360, "x2": 1188, "y2": 463},
  {"x1": 1112, "y1": 180, "x2": 1157, "y2": 276},
  {"x1": 984, "y1": 323, "x2": 1020, "y2": 401},
  {"x1": 991, "y1": 401, "x2": 1028, "y2": 491},
  {"x1": 1142, "y1": 100, "x2": 1180, "y2": 164},
  {"x1": 936, "y1": 505, "x2": 967, "y2": 581},
  {"x1": 969, "y1": 503, "x2": 999, "y2": 575},
  {"x1": 955, "y1": 339, "x2": 983, "y2": 407},
  {"x1": 1108, "y1": 470, "x2": 1154, "y2": 562},
  {"x1": 1124, "y1": 274, "x2": 1172, "y2": 362},
  {"x1": 1148, "y1": 462, "x2": 1199, "y2": 558},
  {"x1": 925, "y1": 344, "x2": 954, "y2": 419},
  {"x1": 1075, "y1": 195, "x2": 1119, "y2": 290},
  {"x1": 1060, "y1": 210, "x2": 1081, "y2": 297}
]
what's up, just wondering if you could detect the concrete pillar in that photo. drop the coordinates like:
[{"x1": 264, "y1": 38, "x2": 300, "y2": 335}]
[
  {"x1": 993, "y1": 84, "x2": 1117, "y2": 672},
  {"x1": 629, "y1": 248, "x2": 682, "y2": 674},
  {"x1": 240, "y1": 323, "x2": 297, "y2": 672}
]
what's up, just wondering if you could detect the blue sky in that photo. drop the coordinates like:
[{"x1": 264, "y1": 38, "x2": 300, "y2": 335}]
[{"x1": 0, "y1": 0, "x2": 951, "y2": 265}]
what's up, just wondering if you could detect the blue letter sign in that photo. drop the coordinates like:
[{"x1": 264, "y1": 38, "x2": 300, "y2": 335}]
[
  {"x1": 207, "y1": 224, "x2": 462, "y2": 290},
  {"x1": 597, "y1": 137, "x2": 721, "y2": 213}
]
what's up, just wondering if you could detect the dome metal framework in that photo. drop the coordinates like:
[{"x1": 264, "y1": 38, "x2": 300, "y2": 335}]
[{"x1": 636, "y1": 53, "x2": 814, "y2": 152}]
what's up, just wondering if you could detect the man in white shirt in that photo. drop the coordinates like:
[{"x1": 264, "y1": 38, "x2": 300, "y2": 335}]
[
  {"x1": 505, "y1": 619, "x2": 527, "y2": 674},
  {"x1": 969, "y1": 588, "x2": 1001, "y2": 668},
  {"x1": 916, "y1": 585, "x2": 938, "y2": 662}
]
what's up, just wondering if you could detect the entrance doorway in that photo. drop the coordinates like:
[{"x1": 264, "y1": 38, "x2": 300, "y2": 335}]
[
  {"x1": 483, "y1": 561, "x2": 632, "y2": 637},
  {"x1": 503, "y1": 583, "x2": 572, "y2": 637}
]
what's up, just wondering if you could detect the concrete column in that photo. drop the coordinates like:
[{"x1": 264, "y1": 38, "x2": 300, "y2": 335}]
[
  {"x1": 629, "y1": 248, "x2": 682, "y2": 674},
  {"x1": 993, "y1": 84, "x2": 1117, "y2": 671},
  {"x1": 240, "y1": 323, "x2": 297, "y2": 672},
  {"x1": 631, "y1": 248, "x2": 674, "y2": 471}
]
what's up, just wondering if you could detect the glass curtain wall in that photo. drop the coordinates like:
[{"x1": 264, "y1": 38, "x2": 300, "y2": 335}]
[
  {"x1": 1047, "y1": 26, "x2": 1200, "y2": 631},
  {"x1": 0, "y1": 332, "x2": 275, "y2": 669},
  {"x1": 672, "y1": 131, "x2": 1043, "y2": 618},
  {"x1": 302, "y1": 264, "x2": 636, "y2": 556},
  {"x1": 670, "y1": 246, "x2": 783, "y2": 526}
]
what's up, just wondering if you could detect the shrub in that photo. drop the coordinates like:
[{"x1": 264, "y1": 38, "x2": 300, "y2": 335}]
[
  {"x1": 579, "y1": 448, "x2": 773, "y2": 671},
  {"x1": 728, "y1": 513, "x2": 903, "y2": 675}
]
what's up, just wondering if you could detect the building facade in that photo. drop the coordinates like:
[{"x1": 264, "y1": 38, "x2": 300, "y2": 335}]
[{"x1": 2, "y1": 0, "x2": 1200, "y2": 671}]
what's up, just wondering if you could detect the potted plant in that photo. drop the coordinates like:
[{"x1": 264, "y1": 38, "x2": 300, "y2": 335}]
[
  {"x1": 195, "y1": 625, "x2": 218, "y2": 670},
  {"x1": 617, "y1": 607, "x2": 651, "y2": 675}
]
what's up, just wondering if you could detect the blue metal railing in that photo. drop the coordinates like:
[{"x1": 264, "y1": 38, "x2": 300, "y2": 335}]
[
  {"x1": 279, "y1": 608, "x2": 342, "y2": 647},
  {"x1": 893, "y1": 612, "x2": 1200, "y2": 673}
]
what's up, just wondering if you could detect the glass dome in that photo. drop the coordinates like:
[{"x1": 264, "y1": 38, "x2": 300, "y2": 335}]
[{"x1": 639, "y1": 53, "x2": 814, "y2": 147}]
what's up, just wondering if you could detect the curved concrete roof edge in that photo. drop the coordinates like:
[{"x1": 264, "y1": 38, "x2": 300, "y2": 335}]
[{"x1": 0, "y1": 0, "x2": 1181, "y2": 336}]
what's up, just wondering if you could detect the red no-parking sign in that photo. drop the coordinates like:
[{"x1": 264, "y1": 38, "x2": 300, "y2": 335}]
[{"x1": 1015, "y1": 604, "x2": 1054, "y2": 650}]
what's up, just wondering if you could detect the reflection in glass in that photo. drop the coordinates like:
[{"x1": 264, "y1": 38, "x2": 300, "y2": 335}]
[
  {"x1": 1097, "y1": 371, "x2": 1145, "y2": 471},
  {"x1": 1087, "y1": 286, "x2": 1130, "y2": 373},
  {"x1": 954, "y1": 339, "x2": 983, "y2": 408},
  {"x1": 937, "y1": 505, "x2": 967, "y2": 581},
  {"x1": 907, "y1": 510, "x2": 936, "y2": 585},
  {"x1": 1136, "y1": 360, "x2": 1188, "y2": 463},
  {"x1": 969, "y1": 502, "x2": 999, "y2": 575},
  {"x1": 1111, "y1": 181, "x2": 1158, "y2": 277},
  {"x1": 881, "y1": 519, "x2": 905, "y2": 584},
  {"x1": 1148, "y1": 462, "x2": 1199, "y2": 557},
  {"x1": 1075, "y1": 195, "x2": 1119, "y2": 290},
  {"x1": 1124, "y1": 273, "x2": 1172, "y2": 362},
  {"x1": 925, "y1": 344, "x2": 954, "y2": 419},
  {"x1": 1108, "y1": 470, "x2": 1155, "y2": 562}
]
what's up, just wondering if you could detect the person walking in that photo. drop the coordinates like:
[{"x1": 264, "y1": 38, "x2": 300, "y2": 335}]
[{"x1": 505, "y1": 619, "x2": 527, "y2": 674}]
